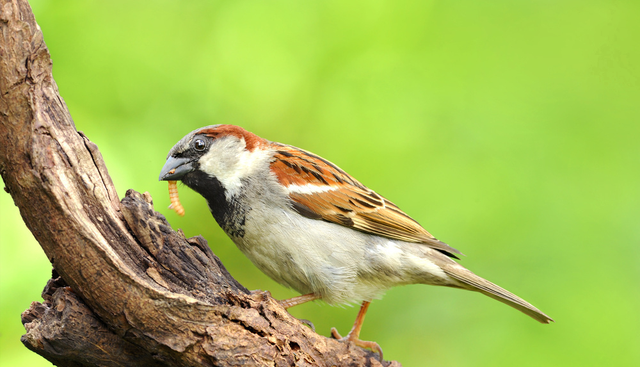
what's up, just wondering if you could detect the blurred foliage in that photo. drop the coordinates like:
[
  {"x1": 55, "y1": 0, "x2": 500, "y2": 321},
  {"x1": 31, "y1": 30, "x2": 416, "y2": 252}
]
[{"x1": 1, "y1": 0, "x2": 639, "y2": 366}]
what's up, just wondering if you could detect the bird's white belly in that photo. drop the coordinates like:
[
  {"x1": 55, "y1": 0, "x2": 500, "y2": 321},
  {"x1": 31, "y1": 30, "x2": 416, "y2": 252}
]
[{"x1": 230, "y1": 206, "x2": 450, "y2": 305}]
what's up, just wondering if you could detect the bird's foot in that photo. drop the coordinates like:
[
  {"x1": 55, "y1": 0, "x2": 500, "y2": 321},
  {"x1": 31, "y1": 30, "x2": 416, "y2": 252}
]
[
  {"x1": 250, "y1": 289, "x2": 270, "y2": 296},
  {"x1": 297, "y1": 318, "x2": 316, "y2": 332},
  {"x1": 331, "y1": 327, "x2": 383, "y2": 361},
  {"x1": 252, "y1": 291, "x2": 317, "y2": 331}
]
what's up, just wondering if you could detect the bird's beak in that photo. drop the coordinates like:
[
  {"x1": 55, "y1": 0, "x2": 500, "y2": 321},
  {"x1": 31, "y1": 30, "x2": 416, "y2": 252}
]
[{"x1": 159, "y1": 156, "x2": 194, "y2": 181}]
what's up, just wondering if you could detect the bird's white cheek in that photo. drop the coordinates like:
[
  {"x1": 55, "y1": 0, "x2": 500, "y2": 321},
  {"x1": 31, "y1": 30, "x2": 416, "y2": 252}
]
[{"x1": 198, "y1": 139, "x2": 271, "y2": 198}]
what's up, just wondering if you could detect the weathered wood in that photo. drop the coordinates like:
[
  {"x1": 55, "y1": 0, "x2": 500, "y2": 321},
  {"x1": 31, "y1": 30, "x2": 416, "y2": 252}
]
[
  {"x1": 0, "y1": 0, "x2": 400, "y2": 366},
  {"x1": 21, "y1": 273, "x2": 166, "y2": 367}
]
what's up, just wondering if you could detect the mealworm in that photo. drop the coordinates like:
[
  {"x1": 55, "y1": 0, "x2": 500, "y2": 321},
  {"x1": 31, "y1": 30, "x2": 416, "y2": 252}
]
[{"x1": 168, "y1": 180, "x2": 185, "y2": 216}]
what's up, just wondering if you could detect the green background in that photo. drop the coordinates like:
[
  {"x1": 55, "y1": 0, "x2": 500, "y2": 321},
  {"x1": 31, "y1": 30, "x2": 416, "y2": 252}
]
[{"x1": 1, "y1": 1, "x2": 639, "y2": 366}]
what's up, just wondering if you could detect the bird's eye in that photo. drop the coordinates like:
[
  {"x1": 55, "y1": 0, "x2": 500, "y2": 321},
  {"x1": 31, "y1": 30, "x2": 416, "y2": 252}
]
[{"x1": 193, "y1": 138, "x2": 207, "y2": 152}]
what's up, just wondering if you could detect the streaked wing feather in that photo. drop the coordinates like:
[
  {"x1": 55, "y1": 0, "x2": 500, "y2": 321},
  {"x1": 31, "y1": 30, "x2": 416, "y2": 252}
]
[{"x1": 271, "y1": 145, "x2": 462, "y2": 257}]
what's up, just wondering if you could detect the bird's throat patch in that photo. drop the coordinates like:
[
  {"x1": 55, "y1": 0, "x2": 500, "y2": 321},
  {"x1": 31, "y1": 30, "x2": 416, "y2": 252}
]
[{"x1": 181, "y1": 170, "x2": 248, "y2": 238}]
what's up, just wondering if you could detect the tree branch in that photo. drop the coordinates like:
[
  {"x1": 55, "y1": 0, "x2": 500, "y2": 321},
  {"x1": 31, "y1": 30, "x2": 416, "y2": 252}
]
[{"x1": 0, "y1": 0, "x2": 400, "y2": 366}]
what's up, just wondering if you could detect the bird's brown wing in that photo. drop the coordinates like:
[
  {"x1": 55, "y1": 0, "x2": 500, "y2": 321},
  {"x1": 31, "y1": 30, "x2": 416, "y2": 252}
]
[{"x1": 270, "y1": 144, "x2": 462, "y2": 258}]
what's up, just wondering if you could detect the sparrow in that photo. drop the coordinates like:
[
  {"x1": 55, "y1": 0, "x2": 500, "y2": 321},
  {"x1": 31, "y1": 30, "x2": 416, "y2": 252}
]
[{"x1": 159, "y1": 124, "x2": 553, "y2": 359}]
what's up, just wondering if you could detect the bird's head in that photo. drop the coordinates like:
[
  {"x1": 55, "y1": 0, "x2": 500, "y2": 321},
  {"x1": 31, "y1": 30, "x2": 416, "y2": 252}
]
[{"x1": 159, "y1": 124, "x2": 270, "y2": 200}]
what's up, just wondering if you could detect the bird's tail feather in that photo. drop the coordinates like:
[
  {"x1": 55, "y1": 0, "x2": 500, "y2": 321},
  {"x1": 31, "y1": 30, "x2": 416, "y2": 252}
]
[{"x1": 444, "y1": 267, "x2": 553, "y2": 324}]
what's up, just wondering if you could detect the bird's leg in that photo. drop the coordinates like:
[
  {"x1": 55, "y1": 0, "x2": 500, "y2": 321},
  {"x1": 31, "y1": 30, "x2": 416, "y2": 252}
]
[
  {"x1": 278, "y1": 292, "x2": 320, "y2": 309},
  {"x1": 278, "y1": 293, "x2": 320, "y2": 331},
  {"x1": 331, "y1": 301, "x2": 383, "y2": 361}
]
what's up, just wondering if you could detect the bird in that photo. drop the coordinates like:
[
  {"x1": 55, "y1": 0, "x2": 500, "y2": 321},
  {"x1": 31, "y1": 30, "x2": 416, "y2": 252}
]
[{"x1": 158, "y1": 124, "x2": 553, "y2": 359}]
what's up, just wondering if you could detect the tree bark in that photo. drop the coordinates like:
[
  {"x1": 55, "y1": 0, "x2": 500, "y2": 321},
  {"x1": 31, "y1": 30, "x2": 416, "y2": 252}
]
[{"x1": 0, "y1": 1, "x2": 400, "y2": 366}]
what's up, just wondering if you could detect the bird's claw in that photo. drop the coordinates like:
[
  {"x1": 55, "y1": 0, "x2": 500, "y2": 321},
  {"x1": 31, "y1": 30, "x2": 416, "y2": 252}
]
[
  {"x1": 331, "y1": 327, "x2": 383, "y2": 361},
  {"x1": 253, "y1": 291, "x2": 315, "y2": 331},
  {"x1": 250, "y1": 289, "x2": 271, "y2": 296},
  {"x1": 297, "y1": 318, "x2": 316, "y2": 332}
]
